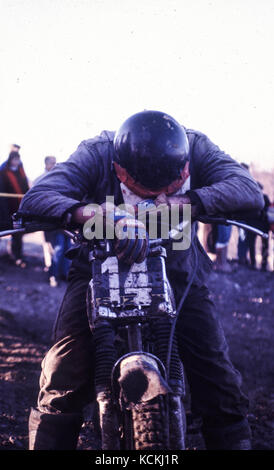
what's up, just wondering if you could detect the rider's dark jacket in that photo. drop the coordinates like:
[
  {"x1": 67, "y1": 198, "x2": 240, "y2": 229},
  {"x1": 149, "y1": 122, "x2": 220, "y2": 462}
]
[{"x1": 19, "y1": 129, "x2": 264, "y2": 284}]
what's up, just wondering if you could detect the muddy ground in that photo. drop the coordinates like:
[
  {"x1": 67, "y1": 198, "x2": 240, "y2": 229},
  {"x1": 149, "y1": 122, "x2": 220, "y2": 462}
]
[{"x1": 0, "y1": 234, "x2": 273, "y2": 451}]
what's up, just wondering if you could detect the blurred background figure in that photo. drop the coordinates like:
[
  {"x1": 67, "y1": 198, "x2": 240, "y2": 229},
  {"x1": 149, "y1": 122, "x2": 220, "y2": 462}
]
[
  {"x1": 10, "y1": 143, "x2": 21, "y2": 153},
  {"x1": 237, "y1": 228, "x2": 249, "y2": 266},
  {"x1": 0, "y1": 149, "x2": 29, "y2": 266},
  {"x1": 237, "y1": 163, "x2": 251, "y2": 266},
  {"x1": 245, "y1": 185, "x2": 270, "y2": 271},
  {"x1": 47, "y1": 232, "x2": 72, "y2": 287},
  {"x1": 0, "y1": 171, "x2": 10, "y2": 230},
  {"x1": 214, "y1": 224, "x2": 233, "y2": 273},
  {"x1": 34, "y1": 156, "x2": 71, "y2": 287},
  {"x1": 34, "y1": 156, "x2": 56, "y2": 185},
  {"x1": 203, "y1": 223, "x2": 232, "y2": 273},
  {"x1": 34, "y1": 156, "x2": 57, "y2": 277}
]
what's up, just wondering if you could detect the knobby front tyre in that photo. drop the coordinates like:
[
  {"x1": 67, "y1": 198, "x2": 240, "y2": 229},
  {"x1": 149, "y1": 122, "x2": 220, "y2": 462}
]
[{"x1": 131, "y1": 395, "x2": 168, "y2": 450}]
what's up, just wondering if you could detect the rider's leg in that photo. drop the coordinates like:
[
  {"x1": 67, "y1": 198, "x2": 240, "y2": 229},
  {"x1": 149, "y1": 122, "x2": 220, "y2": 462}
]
[
  {"x1": 28, "y1": 271, "x2": 94, "y2": 450},
  {"x1": 29, "y1": 407, "x2": 83, "y2": 450},
  {"x1": 170, "y1": 272, "x2": 252, "y2": 450}
]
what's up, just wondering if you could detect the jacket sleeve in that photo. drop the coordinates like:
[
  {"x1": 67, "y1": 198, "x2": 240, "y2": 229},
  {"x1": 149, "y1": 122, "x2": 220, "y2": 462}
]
[
  {"x1": 19, "y1": 141, "x2": 99, "y2": 220},
  {"x1": 191, "y1": 133, "x2": 265, "y2": 215}
]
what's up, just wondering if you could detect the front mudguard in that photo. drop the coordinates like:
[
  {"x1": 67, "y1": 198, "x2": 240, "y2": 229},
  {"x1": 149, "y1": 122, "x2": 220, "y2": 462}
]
[
  {"x1": 116, "y1": 353, "x2": 186, "y2": 449},
  {"x1": 117, "y1": 353, "x2": 171, "y2": 405}
]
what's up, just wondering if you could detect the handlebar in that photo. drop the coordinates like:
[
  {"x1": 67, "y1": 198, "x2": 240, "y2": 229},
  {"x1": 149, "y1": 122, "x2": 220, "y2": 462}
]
[
  {"x1": 196, "y1": 216, "x2": 269, "y2": 239},
  {"x1": 0, "y1": 213, "x2": 269, "y2": 241}
]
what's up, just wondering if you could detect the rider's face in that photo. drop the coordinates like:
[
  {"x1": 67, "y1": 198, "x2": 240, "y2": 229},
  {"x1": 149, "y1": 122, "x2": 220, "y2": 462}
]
[{"x1": 10, "y1": 156, "x2": 20, "y2": 169}]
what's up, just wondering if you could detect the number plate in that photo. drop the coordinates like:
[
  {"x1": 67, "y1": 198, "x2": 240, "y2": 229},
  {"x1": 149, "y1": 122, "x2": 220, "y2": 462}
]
[{"x1": 92, "y1": 256, "x2": 168, "y2": 309}]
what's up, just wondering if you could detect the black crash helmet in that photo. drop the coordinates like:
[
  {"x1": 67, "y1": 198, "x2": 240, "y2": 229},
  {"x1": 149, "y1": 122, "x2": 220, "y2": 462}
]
[{"x1": 113, "y1": 110, "x2": 190, "y2": 196}]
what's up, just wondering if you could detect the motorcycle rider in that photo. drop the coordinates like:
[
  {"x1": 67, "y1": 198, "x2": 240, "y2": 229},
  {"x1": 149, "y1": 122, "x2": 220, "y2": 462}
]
[{"x1": 19, "y1": 110, "x2": 264, "y2": 450}]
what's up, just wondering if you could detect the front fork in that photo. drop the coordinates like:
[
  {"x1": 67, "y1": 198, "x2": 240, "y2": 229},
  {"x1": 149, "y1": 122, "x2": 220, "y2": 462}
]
[
  {"x1": 93, "y1": 320, "x2": 120, "y2": 450},
  {"x1": 94, "y1": 319, "x2": 185, "y2": 450}
]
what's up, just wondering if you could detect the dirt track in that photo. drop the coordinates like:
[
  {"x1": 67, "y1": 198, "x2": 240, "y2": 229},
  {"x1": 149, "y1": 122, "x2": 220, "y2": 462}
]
[{"x1": 0, "y1": 235, "x2": 273, "y2": 450}]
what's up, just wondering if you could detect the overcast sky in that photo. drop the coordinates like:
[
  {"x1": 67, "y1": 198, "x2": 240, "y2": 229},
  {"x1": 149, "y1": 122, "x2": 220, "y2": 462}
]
[{"x1": 0, "y1": 0, "x2": 273, "y2": 180}]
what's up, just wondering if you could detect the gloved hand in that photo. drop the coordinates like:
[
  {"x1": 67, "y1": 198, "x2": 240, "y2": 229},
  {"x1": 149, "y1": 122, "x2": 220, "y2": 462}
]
[
  {"x1": 71, "y1": 203, "x2": 149, "y2": 264},
  {"x1": 154, "y1": 193, "x2": 200, "y2": 219},
  {"x1": 111, "y1": 211, "x2": 149, "y2": 264}
]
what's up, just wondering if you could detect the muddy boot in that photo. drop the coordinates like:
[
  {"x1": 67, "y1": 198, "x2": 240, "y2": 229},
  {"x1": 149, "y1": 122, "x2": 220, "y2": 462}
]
[
  {"x1": 202, "y1": 418, "x2": 252, "y2": 450},
  {"x1": 29, "y1": 407, "x2": 83, "y2": 450}
]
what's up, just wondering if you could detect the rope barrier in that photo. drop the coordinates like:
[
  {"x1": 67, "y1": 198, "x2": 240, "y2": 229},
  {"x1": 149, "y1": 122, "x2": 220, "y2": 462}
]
[{"x1": 0, "y1": 193, "x2": 24, "y2": 198}]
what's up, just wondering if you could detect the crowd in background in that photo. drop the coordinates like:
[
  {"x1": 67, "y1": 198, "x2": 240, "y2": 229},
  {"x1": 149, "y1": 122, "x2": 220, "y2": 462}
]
[
  {"x1": 205, "y1": 163, "x2": 274, "y2": 274},
  {"x1": 0, "y1": 145, "x2": 71, "y2": 286},
  {"x1": 0, "y1": 147, "x2": 273, "y2": 286}
]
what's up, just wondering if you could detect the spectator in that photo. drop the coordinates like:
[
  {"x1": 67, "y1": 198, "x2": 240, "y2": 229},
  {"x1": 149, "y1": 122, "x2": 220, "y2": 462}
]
[
  {"x1": 268, "y1": 203, "x2": 274, "y2": 233},
  {"x1": 34, "y1": 156, "x2": 57, "y2": 276},
  {"x1": 246, "y1": 186, "x2": 270, "y2": 271},
  {"x1": 214, "y1": 224, "x2": 233, "y2": 273},
  {"x1": 0, "y1": 150, "x2": 29, "y2": 265},
  {"x1": 0, "y1": 171, "x2": 10, "y2": 230},
  {"x1": 34, "y1": 156, "x2": 56, "y2": 185},
  {"x1": 237, "y1": 163, "x2": 251, "y2": 266},
  {"x1": 237, "y1": 228, "x2": 249, "y2": 265},
  {"x1": 34, "y1": 156, "x2": 71, "y2": 287},
  {"x1": 10, "y1": 143, "x2": 21, "y2": 152},
  {"x1": 47, "y1": 231, "x2": 72, "y2": 287}
]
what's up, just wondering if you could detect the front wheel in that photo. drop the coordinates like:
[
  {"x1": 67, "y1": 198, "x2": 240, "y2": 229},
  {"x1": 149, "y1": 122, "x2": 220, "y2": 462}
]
[
  {"x1": 117, "y1": 353, "x2": 186, "y2": 450},
  {"x1": 131, "y1": 395, "x2": 169, "y2": 450},
  {"x1": 122, "y1": 394, "x2": 186, "y2": 450}
]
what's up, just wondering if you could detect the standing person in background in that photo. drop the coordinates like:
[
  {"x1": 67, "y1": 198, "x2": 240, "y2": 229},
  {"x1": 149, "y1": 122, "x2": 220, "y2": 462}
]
[
  {"x1": 10, "y1": 143, "x2": 21, "y2": 153},
  {"x1": 237, "y1": 163, "x2": 250, "y2": 265},
  {"x1": 237, "y1": 228, "x2": 249, "y2": 265},
  {"x1": 34, "y1": 156, "x2": 71, "y2": 287},
  {"x1": 34, "y1": 156, "x2": 57, "y2": 276},
  {"x1": 268, "y1": 204, "x2": 274, "y2": 272},
  {"x1": 214, "y1": 224, "x2": 233, "y2": 273},
  {"x1": 34, "y1": 156, "x2": 57, "y2": 185},
  {"x1": 246, "y1": 186, "x2": 270, "y2": 271},
  {"x1": 0, "y1": 171, "x2": 10, "y2": 230},
  {"x1": 47, "y1": 231, "x2": 72, "y2": 287},
  {"x1": 0, "y1": 150, "x2": 29, "y2": 266}
]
